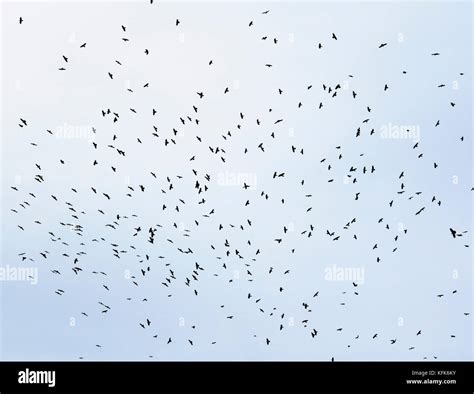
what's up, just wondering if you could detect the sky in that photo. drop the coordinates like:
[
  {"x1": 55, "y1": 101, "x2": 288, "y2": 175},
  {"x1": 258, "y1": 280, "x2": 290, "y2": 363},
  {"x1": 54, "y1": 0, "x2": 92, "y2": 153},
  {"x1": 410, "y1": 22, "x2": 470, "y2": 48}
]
[{"x1": 0, "y1": 0, "x2": 472, "y2": 361}]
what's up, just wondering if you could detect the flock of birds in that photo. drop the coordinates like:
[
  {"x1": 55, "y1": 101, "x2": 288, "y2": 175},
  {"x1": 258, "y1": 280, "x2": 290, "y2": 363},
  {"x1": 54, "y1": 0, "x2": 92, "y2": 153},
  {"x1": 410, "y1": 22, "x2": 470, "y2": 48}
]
[{"x1": 9, "y1": 4, "x2": 471, "y2": 360}]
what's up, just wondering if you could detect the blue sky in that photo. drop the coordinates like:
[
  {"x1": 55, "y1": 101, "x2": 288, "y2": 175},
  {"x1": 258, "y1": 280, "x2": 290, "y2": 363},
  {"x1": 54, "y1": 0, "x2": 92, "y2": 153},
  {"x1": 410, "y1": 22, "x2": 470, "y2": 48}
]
[{"x1": 1, "y1": 0, "x2": 472, "y2": 360}]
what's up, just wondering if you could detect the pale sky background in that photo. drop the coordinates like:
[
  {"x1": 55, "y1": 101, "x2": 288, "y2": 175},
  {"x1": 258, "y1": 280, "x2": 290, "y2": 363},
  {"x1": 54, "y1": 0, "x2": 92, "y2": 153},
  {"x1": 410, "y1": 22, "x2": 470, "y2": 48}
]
[{"x1": 0, "y1": 0, "x2": 472, "y2": 360}]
